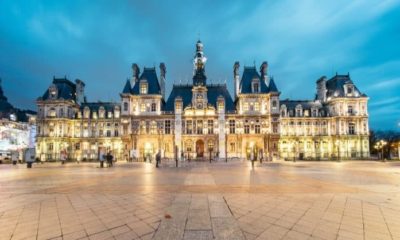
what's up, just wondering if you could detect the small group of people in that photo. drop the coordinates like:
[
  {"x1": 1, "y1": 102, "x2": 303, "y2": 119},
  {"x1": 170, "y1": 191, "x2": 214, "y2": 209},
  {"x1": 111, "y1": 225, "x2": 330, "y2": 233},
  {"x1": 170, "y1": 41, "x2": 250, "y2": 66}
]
[{"x1": 100, "y1": 151, "x2": 114, "y2": 168}]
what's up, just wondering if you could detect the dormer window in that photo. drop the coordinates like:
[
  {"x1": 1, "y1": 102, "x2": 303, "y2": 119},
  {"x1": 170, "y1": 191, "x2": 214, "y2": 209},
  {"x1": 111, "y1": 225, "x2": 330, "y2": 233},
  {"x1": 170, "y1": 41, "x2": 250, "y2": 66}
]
[
  {"x1": 140, "y1": 81, "x2": 148, "y2": 94},
  {"x1": 84, "y1": 107, "x2": 90, "y2": 118},
  {"x1": 252, "y1": 79, "x2": 260, "y2": 93},
  {"x1": 345, "y1": 84, "x2": 354, "y2": 96},
  {"x1": 114, "y1": 106, "x2": 120, "y2": 118},
  {"x1": 99, "y1": 107, "x2": 105, "y2": 118},
  {"x1": 49, "y1": 85, "x2": 58, "y2": 99}
]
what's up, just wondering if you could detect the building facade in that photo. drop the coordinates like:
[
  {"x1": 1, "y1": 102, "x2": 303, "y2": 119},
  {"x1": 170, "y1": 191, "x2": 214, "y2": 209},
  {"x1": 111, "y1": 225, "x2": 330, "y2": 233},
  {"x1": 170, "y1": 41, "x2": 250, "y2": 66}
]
[{"x1": 36, "y1": 41, "x2": 369, "y2": 162}]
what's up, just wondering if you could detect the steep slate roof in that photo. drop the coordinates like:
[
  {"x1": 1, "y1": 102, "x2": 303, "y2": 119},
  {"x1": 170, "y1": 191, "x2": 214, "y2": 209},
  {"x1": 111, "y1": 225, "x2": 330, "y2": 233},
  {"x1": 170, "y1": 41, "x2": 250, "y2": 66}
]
[
  {"x1": 39, "y1": 77, "x2": 77, "y2": 101},
  {"x1": 325, "y1": 74, "x2": 366, "y2": 98},
  {"x1": 269, "y1": 77, "x2": 279, "y2": 92},
  {"x1": 239, "y1": 67, "x2": 269, "y2": 94},
  {"x1": 130, "y1": 67, "x2": 161, "y2": 95},
  {"x1": 164, "y1": 84, "x2": 235, "y2": 112},
  {"x1": 80, "y1": 102, "x2": 119, "y2": 112},
  {"x1": 280, "y1": 99, "x2": 328, "y2": 117},
  {"x1": 280, "y1": 99, "x2": 323, "y2": 109},
  {"x1": 122, "y1": 80, "x2": 131, "y2": 94}
]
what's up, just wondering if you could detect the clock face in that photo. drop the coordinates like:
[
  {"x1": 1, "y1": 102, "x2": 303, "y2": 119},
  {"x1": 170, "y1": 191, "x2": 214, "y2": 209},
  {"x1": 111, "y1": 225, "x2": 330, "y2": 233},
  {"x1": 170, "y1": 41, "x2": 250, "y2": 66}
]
[{"x1": 197, "y1": 103, "x2": 203, "y2": 109}]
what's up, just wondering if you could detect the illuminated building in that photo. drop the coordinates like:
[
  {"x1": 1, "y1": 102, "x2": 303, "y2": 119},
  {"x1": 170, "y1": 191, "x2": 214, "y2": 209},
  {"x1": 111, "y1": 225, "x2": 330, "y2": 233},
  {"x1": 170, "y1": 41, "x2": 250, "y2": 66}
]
[{"x1": 36, "y1": 41, "x2": 369, "y2": 161}]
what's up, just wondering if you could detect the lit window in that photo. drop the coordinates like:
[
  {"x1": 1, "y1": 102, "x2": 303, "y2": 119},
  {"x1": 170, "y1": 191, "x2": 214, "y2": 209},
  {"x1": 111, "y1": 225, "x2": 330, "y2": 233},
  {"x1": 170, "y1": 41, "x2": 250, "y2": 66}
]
[
  {"x1": 140, "y1": 83, "x2": 148, "y2": 94},
  {"x1": 244, "y1": 124, "x2": 250, "y2": 134},
  {"x1": 230, "y1": 142, "x2": 235, "y2": 152},
  {"x1": 165, "y1": 120, "x2": 171, "y2": 134},
  {"x1": 244, "y1": 103, "x2": 249, "y2": 111},
  {"x1": 140, "y1": 103, "x2": 146, "y2": 112},
  {"x1": 229, "y1": 120, "x2": 235, "y2": 134},
  {"x1": 208, "y1": 120, "x2": 214, "y2": 134},
  {"x1": 254, "y1": 102, "x2": 260, "y2": 111}
]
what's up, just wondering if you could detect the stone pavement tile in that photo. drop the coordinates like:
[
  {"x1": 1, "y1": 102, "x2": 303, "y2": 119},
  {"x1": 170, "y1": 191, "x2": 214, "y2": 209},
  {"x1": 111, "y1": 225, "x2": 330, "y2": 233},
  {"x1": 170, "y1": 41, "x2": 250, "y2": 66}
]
[
  {"x1": 243, "y1": 232, "x2": 257, "y2": 240},
  {"x1": 364, "y1": 231, "x2": 392, "y2": 240},
  {"x1": 152, "y1": 203, "x2": 190, "y2": 240},
  {"x1": 62, "y1": 230, "x2": 88, "y2": 240},
  {"x1": 127, "y1": 220, "x2": 154, "y2": 237},
  {"x1": 110, "y1": 225, "x2": 131, "y2": 236},
  {"x1": 212, "y1": 217, "x2": 245, "y2": 240},
  {"x1": 256, "y1": 225, "x2": 289, "y2": 240},
  {"x1": 209, "y1": 202, "x2": 232, "y2": 218},
  {"x1": 284, "y1": 230, "x2": 311, "y2": 240},
  {"x1": 337, "y1": 229, "x2": 363, "y2": 240},
  {"x1": 239, "y1": 221, "x2": 268, "y2": 236},
  {"x1": 88, "y1": 230, "x2": 113, "y2": 240},
  {"x1": 114, "y1": 230, "x2": 139, "y2": 240},
  {"x1": 183, "y1": 230, "x2": 214, "y2": 240},
  {"x1": 186, "y1": 209, "x2": 212, "y2": 230}
]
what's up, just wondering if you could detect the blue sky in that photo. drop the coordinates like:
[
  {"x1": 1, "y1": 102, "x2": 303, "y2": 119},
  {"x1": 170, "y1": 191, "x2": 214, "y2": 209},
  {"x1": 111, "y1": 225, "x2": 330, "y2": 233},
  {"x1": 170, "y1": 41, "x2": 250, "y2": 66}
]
[{"x1": 0, "y1": 0, "x2": 399, "y2": 130}]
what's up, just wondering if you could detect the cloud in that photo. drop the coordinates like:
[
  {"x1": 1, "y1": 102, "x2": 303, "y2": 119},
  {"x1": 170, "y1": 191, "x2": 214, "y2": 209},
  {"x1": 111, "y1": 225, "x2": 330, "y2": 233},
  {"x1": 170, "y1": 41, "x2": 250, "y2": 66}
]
[{"x1": 0, "y1": 0, "x2": 400, "y2": 130}]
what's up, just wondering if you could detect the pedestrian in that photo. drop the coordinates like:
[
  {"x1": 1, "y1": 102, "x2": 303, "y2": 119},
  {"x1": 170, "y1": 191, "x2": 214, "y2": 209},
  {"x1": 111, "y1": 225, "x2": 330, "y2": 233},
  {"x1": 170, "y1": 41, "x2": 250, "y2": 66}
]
[
  {"x1": 26, "y1": 155, "x2": 35, "y2": 168},
  {"x1": 106, "y1": 151, "x2": 113, "y2": 167},
  {"x1": 156, "y1": 150, "x2": 161, "y2": 168},
  {"x1": 99, "y1": 153, "x2": 104, "y2": 168},
  {"x1": 61, "y1": 150, "x2": 67, "y2": 165}
]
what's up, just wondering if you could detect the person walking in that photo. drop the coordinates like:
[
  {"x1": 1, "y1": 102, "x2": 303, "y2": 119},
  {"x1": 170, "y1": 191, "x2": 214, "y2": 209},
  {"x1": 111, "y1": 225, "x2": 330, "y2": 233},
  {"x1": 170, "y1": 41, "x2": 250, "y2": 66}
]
[
  {"x1": 156, "y1": 150, "x2": 161, "y2": 168},
  {"x1": 61, "y1": 150, "x2": 67, "y2": 165},
  {"x1": 99, "y1": 153, "x2": 105, "y2": 168}
]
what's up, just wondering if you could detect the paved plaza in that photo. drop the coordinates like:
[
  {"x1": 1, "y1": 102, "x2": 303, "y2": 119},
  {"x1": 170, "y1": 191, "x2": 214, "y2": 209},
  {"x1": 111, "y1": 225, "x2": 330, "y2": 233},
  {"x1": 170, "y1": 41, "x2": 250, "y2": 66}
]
[{"x1": 0, "y1": 160, "x2": 400, "y2": 240}]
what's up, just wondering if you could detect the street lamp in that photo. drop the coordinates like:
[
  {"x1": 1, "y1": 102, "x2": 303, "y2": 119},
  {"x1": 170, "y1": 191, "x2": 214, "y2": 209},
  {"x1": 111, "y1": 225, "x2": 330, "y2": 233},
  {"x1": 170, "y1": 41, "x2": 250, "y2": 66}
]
[
  {"x1": 335, "y1": 140, "x2": 340, "y2": 162},
  {"x1": 374, "y1": 140, "x2": 387, "y2": 162}
]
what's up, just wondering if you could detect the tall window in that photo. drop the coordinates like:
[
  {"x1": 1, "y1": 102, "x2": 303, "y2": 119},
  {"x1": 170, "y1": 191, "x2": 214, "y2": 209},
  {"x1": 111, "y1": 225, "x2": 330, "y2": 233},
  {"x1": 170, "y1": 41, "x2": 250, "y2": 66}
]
[
  {"x1": 151, "y1": 103, "x2": 157, "y2": 112},
  {"x1": 197, "y1": 120, "x2": 203, "y2": 134},
  {"x1": 229, "y1": 120, "x2": 235, "y2": 134},
  {"x1": 165, "y1": 120, "x2": 171, "y2": 134},
  {"x1": 140, "y1": 103, "x2": 146, "y2": 112},
  {"x1": 244, "y1": 124, "x2": 250, "y2": 134},
  {"x1": 254, "y1": 102, "x2": 260, "y2": 111},
  {"x1": 123, "y1": 102, "x2": 128, "y2": 111},
  {"x1": 140, "y1": 83, "x2": 148, "y2": 94},
  {"x1": 348, "y1": 105, "x2": 353, "y2": 114},
  {"x1": 106, "y1": 130, "x2": 111, "y2": 137},
  {"x1": 272, "y1": 100, "x2": 277, "y2": 110},
  {"x1": 252, "y1": 81, "x2": 259, "y2": 93},
  {"x1": 187, "y1": 120, "x2": 193, "y2": 134},
  {"x1": 349, "y1": 123, "x2": 355, "y2": 135},
  {"x1": 244, "y1": 103, "x2": 249, "y2": 111},
  {"x1": 230, "y1": 142, "x2": 235, "y2": 152},
  {"x1": 255, "y1": 125, "x2": 261, "y2": 134},
  {"x1": 207, "y1": 120, "x2": 213, "y2": 134},
  {"x1": 59, "y1": 108, "x2": 64, "y2": 117}
]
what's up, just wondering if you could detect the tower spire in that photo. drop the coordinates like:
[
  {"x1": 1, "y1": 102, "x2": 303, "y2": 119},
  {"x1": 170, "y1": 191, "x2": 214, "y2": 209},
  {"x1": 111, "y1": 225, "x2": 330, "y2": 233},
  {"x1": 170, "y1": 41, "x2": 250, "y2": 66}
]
[{"x1": 192, "y1": 40, "x2": 207, "y2": 86}]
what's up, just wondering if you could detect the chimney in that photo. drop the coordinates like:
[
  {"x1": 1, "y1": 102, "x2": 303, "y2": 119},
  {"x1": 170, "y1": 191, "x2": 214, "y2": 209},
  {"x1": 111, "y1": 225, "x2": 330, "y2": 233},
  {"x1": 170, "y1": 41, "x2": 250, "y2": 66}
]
[
  {"x1": 159, "y1": 63, "x2": 166, "y2": 99},
  {"x1": 131, "y1": 63, "x2": 140, "y2": 87},
  {"x1": 316, "y1": 76, "x2": 327, "y2": 102},
  {"x1": 260, "y1": 61, "x2": 270, "y2": 86},
  {"x1": 233, "y1": 61, "x2": 240, "y2": 99},
  {"x1": 75, "y1": 79, "x2": 85, "y2": 104}
]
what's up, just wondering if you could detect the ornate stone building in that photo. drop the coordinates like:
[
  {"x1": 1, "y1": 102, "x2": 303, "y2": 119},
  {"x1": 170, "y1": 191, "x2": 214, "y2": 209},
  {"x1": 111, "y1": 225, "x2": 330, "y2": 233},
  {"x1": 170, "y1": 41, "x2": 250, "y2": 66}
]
[{"x1": 36, "y1": 41, "x2": 369, "y2": 161}]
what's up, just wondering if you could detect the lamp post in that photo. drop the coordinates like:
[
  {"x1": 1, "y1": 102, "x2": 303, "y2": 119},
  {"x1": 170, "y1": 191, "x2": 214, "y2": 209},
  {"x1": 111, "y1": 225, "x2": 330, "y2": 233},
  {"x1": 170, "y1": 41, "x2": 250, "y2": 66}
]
[
  {"x1": 374, "y1": 140, "x2": 387, "y2": 162},
  {"x1": 335, "y1": 140, "x2": 340, "y2": 162}
]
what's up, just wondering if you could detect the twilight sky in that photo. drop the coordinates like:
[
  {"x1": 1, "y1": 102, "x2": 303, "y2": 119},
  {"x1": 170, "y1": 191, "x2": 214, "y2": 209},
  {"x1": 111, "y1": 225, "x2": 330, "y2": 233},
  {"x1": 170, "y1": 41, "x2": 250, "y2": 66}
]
[{"x1": 0, "y1": 0, "x2": 399, "y2": 130}]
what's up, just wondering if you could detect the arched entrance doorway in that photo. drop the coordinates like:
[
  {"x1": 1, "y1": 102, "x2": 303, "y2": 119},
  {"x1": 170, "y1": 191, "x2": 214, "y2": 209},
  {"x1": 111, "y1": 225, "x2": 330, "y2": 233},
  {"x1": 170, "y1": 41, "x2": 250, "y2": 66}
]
[{"x1": 196, "y1": 140, "x2": 204, "y2": 158}]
